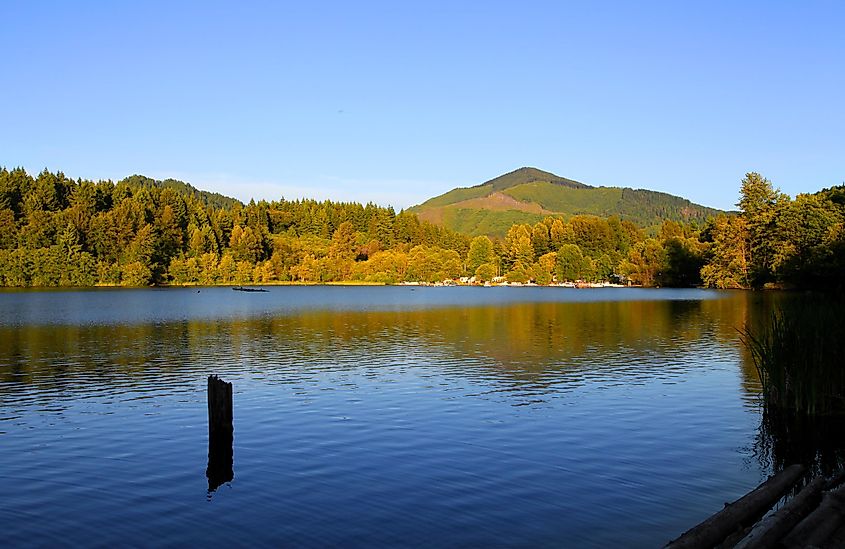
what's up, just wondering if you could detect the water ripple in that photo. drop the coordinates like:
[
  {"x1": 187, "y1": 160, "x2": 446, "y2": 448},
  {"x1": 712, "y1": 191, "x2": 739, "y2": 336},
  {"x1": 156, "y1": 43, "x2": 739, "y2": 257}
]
[{"x1": 0, "y1": 287, "x2": 769, "y2": 547}]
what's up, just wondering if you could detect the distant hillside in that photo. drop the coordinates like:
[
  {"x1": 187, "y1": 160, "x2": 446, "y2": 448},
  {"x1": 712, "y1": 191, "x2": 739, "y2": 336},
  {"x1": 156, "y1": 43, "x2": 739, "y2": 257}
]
[
  {"x1": 410, "y1": 167, "x2": 723, "y2": 236},
  {"x1": 119, "y1": 174, "x2": 241, "y2": 210}
]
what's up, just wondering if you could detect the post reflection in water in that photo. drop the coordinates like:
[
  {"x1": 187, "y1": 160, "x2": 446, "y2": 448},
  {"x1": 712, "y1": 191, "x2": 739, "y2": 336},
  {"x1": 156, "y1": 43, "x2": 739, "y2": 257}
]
[
  {"x1": 0, "y1": 286, "x2": 835, "y2": 546},
  {"x1": 206, "y1": 427, "x2": 234, "y2": 494},
  {"x1": 206, "y1": 375, "x2": 234, "y2": 494}
]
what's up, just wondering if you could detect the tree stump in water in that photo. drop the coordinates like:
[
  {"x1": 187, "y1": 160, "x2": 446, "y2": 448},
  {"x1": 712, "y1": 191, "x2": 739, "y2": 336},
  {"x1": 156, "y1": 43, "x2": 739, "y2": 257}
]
[{"x1": 206, "y1": 375, "x2": 233, "y2": 492}]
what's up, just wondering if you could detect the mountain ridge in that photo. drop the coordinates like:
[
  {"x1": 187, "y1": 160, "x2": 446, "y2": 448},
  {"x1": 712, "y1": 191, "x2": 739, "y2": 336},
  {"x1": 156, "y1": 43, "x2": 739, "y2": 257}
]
[
  {"x1": 119, "y1": 174, "x2": 242, "y2": 210},
  {"x1": 409, "y1": 167, "x2": 723, "y2": 236}
]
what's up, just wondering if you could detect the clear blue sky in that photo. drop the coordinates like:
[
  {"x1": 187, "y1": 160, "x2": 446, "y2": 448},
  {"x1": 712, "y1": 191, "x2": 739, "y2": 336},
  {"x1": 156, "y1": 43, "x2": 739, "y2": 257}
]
[{"x1": 2, "y1": 1, "x2": 842, "y2": 211}]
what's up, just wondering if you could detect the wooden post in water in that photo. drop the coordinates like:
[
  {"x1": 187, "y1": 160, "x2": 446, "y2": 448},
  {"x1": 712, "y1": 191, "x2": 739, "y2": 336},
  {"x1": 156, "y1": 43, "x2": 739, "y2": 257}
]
[{"x1": 206, "y1": 375, "x2": 234, "y2": 492}]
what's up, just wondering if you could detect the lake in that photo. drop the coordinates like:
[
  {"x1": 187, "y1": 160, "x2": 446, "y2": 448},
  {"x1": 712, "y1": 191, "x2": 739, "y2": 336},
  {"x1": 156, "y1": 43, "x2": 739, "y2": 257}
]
[{"x1": 0, "y1": 286, "x2": 778, "y2": 547}]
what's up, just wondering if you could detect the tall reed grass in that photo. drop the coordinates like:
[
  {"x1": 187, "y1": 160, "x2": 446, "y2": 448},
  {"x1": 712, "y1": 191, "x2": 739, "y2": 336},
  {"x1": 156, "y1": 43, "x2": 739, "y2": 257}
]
[{"x1": 742, "y1": 295, "x2": 845, "y2": 417}]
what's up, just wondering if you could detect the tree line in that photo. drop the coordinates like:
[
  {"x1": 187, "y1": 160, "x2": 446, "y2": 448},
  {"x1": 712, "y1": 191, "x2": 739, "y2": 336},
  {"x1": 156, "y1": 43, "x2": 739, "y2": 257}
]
[
  {"x1": 702, "y1": 173, "x2": 845, "y2": 289},
  {"x1": 0, "y1": 168, "x2": 841, "y2": 289}
]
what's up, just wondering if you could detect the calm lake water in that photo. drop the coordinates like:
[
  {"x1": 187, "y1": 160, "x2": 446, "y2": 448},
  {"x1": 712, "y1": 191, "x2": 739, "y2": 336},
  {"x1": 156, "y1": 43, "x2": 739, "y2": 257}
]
[{"x1": 0, "y1": 286, "x2": 778, "y2": 547}]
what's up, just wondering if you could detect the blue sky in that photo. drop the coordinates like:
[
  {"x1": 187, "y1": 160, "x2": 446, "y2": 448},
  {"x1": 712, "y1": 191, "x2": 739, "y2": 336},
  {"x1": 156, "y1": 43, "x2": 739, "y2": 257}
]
[{"x1": 1, "y1": 1, "x2": 842, "y2": 210}]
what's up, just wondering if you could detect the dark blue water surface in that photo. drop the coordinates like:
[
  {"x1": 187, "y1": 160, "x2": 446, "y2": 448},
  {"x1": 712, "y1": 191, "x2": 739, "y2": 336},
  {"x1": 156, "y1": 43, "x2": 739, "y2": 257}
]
[{"x1": 0, "y1": 286, "x2": 771, "y2": 547}]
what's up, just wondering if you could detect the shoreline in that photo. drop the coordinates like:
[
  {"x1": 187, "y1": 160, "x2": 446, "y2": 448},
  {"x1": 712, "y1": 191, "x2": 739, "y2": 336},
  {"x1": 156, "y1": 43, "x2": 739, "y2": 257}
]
[{"x1": 0, "y1": 281, "x2": 690, "y2": 291}]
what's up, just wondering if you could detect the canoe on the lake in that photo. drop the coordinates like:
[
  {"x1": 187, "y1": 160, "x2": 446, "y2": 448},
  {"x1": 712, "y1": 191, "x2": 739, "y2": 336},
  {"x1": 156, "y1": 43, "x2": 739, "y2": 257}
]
[{"x1": 232, "y1": 286, "x2": 268, "y2": 293}]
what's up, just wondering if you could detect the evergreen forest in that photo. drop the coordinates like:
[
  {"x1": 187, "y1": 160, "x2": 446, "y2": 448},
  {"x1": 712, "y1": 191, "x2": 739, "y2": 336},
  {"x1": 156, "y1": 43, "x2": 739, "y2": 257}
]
[{"x1": 0, "y1": 168, "x2": 842, "y2": 290}]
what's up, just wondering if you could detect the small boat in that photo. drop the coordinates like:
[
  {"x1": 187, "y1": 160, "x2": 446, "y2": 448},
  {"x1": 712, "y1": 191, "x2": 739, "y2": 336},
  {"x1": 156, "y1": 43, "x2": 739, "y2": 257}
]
[{"x1": 232, "y1": 286, "x2": 268, "y2": 293}]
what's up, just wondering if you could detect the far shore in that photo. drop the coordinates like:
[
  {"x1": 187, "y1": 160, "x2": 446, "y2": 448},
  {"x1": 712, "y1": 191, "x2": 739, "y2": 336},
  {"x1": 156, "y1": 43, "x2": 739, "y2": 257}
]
[{"x1": 88, "y1": 280, "x2": 636, "y2": 289}]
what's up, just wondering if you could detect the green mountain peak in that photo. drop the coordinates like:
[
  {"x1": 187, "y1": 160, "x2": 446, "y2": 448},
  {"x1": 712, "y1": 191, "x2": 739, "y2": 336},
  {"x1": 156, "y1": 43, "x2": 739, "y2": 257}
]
[
  {"x1": 410, "y1": 167, "x2": 722, "y2": 237},
  {"x1": 478, "y1": 167, "x2": 590, "y2": 192}
]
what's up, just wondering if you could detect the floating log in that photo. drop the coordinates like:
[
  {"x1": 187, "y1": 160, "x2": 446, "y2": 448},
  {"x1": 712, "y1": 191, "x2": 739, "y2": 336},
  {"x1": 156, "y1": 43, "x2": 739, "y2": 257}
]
[
  {"x1": 665, "y1": 464, "x2": 805, "y2": 549},
  {"x1": 734, "y1": 475, "x2": 826, "y2": 549},
  {"x1": 781, "y1": 482, "x2": 845, "y2": 548},
  {"x1": 206, "y1": 375, "x2": 233, "y2": 492}
]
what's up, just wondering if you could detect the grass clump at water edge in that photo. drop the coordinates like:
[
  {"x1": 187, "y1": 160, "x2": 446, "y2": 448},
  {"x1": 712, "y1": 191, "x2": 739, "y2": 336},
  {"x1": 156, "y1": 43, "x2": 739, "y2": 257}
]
[{"x1": 741, "y1": 295, "x2": 845, "y2": 417}]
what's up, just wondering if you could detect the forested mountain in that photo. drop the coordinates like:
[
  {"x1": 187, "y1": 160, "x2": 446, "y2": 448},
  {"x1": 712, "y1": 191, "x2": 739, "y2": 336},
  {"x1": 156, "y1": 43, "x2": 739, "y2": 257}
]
[
  {"x1": 410, "y1": 167, "x2": 724, "y2": 236},
  {"x1": 0, "y1": 166, "x2": 841, "y2": 291}
]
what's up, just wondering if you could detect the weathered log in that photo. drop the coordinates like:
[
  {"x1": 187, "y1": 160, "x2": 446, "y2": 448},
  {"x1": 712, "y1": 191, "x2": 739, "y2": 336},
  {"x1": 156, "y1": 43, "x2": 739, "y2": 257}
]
[
  {"x1": 825, "y1": 470, "x2": 845, "y2": 491},
  {"x1": 733, "y1": 475, "x2": 826, "y2": 549},
  {"x1": 782, "y1": 482, "x2": 845, "y2": 548},
  {"x1": 665, "y1": 464, "x2": 805, "y2": 549},
  {"x1": 206, "y1": 375, "x2": 234, "y2": 492},
  {"x1": 718, "y1": 525, "x2": 752, "y2": 548},
  {"x1": 823, "y1": 522, "x2": 845, "y2": 548}
]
